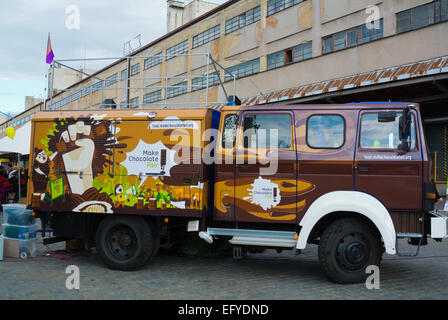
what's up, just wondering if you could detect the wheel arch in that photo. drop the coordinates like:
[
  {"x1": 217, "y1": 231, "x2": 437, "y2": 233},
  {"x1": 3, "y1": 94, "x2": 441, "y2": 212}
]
[{"x1": 297, "y1": 191, "x2": 396, "y2": 254}]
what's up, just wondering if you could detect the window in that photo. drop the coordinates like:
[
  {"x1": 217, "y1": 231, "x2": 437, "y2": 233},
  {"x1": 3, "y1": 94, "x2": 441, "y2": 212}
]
[
  {"x1": 267, "y1": 41, "x2": 312, "y2": 70},
  {"x1": 92, "y1": 81, "x2": 103, "y2": 93},
  {"x1": 82, "y1": 86, "x2": 91, "y2": 97},
  {"x1": 307, "y1": 115, "x2": 345, "y2": 149},
  {"x1": 72, "y1": 90, "x2": 81, "y2": 101},
  {"x1": 360, "y1": 113, "x2": 416, "y2": 149},
  {"x1": 193, "y1": 25, "x2": 220, "y2": 48},
  {"x1": 166, "y1": 40, "x2": 189, "y2": 59},
  {"x1": 121, "y1": 69, "x2": 128, "y2": 81},
  {"x1": 243, "y1": 114, "x2": 292, "y2": 149},
  {"x1": 292, "y1": 41, "x2": 312, "y2": 61},
  {"x1": 144, "y1": 53, "x2": 163, "y2": 69},
  {"x1": 143, "y1": 90, "x2": 162, "y2": 105},
  {"x1": 267, "y1": 0, "x2": 304, "y2": 16},
  {"x1": 225, "y1": 6, "x2": 260, "y2": 34},
  {"x1": 323, "y1": 19, "x2": 384, "y2": 54},
  {"x1": 120, "y1": 100, "x2": 126, "y2": 108},
  {"x1": 397, "y1": 0, "x2": 447, "y2": 33},
  {"x1": 192, "y1": 72, "x2": 220, "y2": 91},
  {"x1": 129, "y1": 97, "x2": 139, "y2": 108},
  {"x1": 225, "y1": 59, "x2": 260, "y2": 81},
  {"x1": 222, "y1": 114, "x2": 238, "y2": 148},
  {"x1": 267, "y1": 52, "x2": 285, "y2": 70},
  {"x1": 130, "y1": 63, "x2": 140, "y2": 76},
  {"x1": 166, "y1": 81, "x2": 187, "y2": 99},
  {"x1": 105, "y1": 73, "x2": 118, "y2": 87}
]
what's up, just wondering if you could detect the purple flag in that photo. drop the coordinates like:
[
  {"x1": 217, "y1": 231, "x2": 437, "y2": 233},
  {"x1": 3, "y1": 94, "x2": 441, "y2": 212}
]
[{"x1": 46, "y1": 34, "x2": 54, "y2": 64}]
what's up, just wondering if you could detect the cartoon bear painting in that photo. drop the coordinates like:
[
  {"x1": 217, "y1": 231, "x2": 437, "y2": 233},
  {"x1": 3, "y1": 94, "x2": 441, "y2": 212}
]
[{"x1": 32, "y1": 148, "x2": 50, "y2": 200}]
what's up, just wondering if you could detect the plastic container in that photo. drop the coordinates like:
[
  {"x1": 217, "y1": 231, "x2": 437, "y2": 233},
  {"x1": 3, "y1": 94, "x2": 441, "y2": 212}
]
[
  {"x1": 1, "y1": 223, "x2": 39, "y2": 240},
  {"x1": 2, "y1": 204, "x2": 35, "y2": 226},
  {"x1": 0, "y1": 235, "x2": 4, "y2": 261},
  {"x1": 3, "y1": 237, "x2": 37, "y2": 259}
]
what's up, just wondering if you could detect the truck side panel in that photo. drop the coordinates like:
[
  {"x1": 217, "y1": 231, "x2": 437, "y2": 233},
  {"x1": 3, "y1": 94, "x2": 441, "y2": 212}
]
[{"x1": 28, "y1": 110, "x2": 214, "y2": 218}]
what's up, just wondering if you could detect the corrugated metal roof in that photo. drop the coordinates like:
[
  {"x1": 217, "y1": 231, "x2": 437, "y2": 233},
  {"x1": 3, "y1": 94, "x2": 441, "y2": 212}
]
[{"x1": 239, "y1": 55, "x2": 448, "y2": 106}]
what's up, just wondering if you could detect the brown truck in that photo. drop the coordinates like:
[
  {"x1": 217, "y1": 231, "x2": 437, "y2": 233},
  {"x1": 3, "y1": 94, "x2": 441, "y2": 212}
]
[{"x1": 27, "y1": 102, "x2": 446, "y2": 283}]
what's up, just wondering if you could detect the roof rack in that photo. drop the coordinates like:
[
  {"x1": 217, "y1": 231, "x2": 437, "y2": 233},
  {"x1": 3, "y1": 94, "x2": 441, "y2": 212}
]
[{"x1": 47, "y1": 53, "x2": 238, "y2": 112}]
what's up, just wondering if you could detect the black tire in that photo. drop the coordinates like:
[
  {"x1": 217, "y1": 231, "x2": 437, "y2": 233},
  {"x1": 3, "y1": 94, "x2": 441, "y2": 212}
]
[
  {"x1": 95, "y1": 216, "x2": 155, "y2": 271},
  {"x1": 318, "y1": 218, "x2": 383, "y2": 284},
  {"x1": 144, "y1": 219, "x2": 160, "y2": 265}
]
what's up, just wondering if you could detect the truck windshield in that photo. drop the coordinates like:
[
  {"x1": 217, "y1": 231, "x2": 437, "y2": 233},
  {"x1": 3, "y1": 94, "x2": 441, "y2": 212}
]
[{"x1": 360, "y1": 112, "x2": 416, "y2": 149}]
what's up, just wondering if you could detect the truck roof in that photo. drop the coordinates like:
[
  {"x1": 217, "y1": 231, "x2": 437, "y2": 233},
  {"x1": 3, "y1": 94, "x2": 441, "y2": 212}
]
[
  {"x1": 221, "y1": 102, "x2": 419, "y2": 112},
  {"x1": 32, "y1": 108, "x2": 214, "y2": 121}
]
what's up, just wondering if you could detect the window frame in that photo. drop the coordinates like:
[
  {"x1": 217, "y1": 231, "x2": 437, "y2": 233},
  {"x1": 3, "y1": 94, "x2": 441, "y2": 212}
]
[
  {"x1": 225, "y1": 6, "x2": 261, "y2": 34},
  {"x1": 306, "y1": 114, "x2": 346, "y2": 150},
  {"x1": 240, "y1": 112, "x2": 295, "y2": 150},
  {"x1": 144, "y1": 53, "x2": 163, "y2": 70},
  {"x1": 193, "y1": 25, "x2": 221, "y2": 49},
  {"x1": 225, "y1": 58, "x2": 260, "y2": 82},
  {"x1": 221, "y1": 113, "x2": 239, "y2": 149},
  {"x1": 396, "y1": 0, "x2": 447, "y2": 34},
  {"x1": 166, "y1": 81, "x2": 188, "y2": 99},
  {"x1": 267, "y1": 41, "x2": 312, "y2": 70},
  {"x1": 143, "y1": 90, "x2": 162, "y2": 105},
  {"x1": 166, "y1": 40, "x2": 189, "y2": 60},
  {"x1": 358, "y1": 111, "x2": 418, "y2": 151},
  {"x1": 130, "y1": 63, "x2": 140, "y2": 77},
  {"x1": 267, "y1": 0, "x2": 304, "y2": 17},
  {"x1": 322, "y1": 19, "x2": 384, "y2": 54}
]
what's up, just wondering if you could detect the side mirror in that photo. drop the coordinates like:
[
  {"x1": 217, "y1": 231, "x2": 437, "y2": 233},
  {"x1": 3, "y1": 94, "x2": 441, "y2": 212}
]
[{"x1": 378, "y1": 111, "x2": 397, "y2": 123}]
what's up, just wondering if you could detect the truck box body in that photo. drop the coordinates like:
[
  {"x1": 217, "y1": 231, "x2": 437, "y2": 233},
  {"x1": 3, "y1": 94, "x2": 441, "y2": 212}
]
[{"x1": 27, "y1": 109, "x2": 220, "y2": 218}]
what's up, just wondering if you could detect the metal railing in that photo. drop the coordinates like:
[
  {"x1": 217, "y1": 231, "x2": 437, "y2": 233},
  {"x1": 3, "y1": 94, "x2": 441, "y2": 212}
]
[
  {"x1": 431, "y1": 152, "x2": 448, "y2": 183},
  {"x1": 47, "y1": 53, "x2": 237, "y2": 111}
]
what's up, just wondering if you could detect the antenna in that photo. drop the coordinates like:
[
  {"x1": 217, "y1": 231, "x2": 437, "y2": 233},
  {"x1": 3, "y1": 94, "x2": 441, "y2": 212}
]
[{"x1": 123, "y1": 34, "x2": 142, "y2": 56}]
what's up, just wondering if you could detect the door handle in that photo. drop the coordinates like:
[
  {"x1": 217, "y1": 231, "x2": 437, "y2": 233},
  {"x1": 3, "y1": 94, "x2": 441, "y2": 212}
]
[
  {"x1": 355, "y1": 165, "x2": 371, "y2": 172},
  {"x1": 236, "y1": 164, "x2": 251, "y2": 169}
]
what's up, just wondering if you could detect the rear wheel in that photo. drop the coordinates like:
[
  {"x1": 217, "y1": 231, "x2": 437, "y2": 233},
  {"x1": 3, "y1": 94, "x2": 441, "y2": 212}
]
[
  {"x1": 95, "y1": 216, "x2": 156, "y2": 271},
  {"x1": 318, "y1": 218, "x2": 382, "y2": 284}
]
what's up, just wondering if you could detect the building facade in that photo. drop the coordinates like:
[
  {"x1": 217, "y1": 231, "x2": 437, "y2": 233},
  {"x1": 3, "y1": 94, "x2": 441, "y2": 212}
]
[{"x1": 2, "y1": 0, "x2": 448, "y2": 182}]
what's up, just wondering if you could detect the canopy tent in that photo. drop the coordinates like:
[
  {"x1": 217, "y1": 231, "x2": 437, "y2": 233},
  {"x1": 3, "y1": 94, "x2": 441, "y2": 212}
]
[
  {"x1": 0, "y1": 122, "x2": 31, "y2": 155},
  {"x1": 0, "y1": 121, "x2": 31, "y2": 203}
]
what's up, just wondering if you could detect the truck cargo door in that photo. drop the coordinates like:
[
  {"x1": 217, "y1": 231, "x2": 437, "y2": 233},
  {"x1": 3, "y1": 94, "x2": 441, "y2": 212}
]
[
  {"x1": 354, "y1": 109, "x2": 423, "y2": 213},
  {"x1": 233, "y1": 111, "x2": 297, "y2": 224}
]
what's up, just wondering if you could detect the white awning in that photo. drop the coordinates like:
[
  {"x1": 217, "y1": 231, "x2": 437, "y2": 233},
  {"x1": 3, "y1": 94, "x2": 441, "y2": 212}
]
[{"x1": 0, "y1": 122, "x2": 31, "y2": 155}]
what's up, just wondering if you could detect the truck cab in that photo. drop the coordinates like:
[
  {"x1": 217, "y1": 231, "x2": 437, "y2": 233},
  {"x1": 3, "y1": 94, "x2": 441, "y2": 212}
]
[{"x1": 203, "y1": 102, "x2": 444, "y2": 283}]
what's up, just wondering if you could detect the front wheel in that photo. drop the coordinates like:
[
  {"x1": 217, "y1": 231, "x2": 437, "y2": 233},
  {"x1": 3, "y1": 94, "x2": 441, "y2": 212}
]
[
  {"x1": 318, "y1": 218, "x2": 383, "y2": 284},
  {"x1": 95, "y1": 216, "x2": 156, "y2": 271}
]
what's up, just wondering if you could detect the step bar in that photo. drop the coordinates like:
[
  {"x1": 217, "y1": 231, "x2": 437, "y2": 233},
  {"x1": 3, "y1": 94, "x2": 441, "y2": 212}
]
[{"x1": 199, "y1": 228, "x2": 298, "y2": 248}]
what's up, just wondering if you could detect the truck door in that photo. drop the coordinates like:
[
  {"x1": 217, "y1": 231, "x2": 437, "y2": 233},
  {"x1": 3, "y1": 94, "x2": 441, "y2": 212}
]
[
  {"x1": 354, "y1": 109, "x2": 423, "y2": 214},
  {"x1": 214, "y1": 113, "x2": 238, "y2": 221},
  {"x1": 233, "y1": 111, "x2": 297, "y2": 224},
  {"x1": 295, "y1": 110, "x2": 357, "y2": 223}
]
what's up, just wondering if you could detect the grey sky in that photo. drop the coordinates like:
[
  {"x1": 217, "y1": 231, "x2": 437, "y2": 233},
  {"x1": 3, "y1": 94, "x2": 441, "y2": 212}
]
[{"x1": 0, "y1": 0, "x2": 226, "y2": 113}]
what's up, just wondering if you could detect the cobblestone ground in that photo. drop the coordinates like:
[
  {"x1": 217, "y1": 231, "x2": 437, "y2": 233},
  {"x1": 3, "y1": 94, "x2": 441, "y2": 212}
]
[{"x1": 1, "y1": 214, "x2": 448, "y2": 300}]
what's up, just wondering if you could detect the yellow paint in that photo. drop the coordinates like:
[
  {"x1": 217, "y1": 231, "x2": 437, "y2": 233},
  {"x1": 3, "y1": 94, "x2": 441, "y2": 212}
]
[
  {"x1": 266, "y1": 16, "x2": 278, "y2": 28},
  {"x1": 247, "y1": 210, "x2": 296, "y2": 221},
  {"x1": 321, "y1": 0, "x2": 325, "y2": 22},
  {"x1": 298, "y1": 1, "x2": 313, "y2": 29}
]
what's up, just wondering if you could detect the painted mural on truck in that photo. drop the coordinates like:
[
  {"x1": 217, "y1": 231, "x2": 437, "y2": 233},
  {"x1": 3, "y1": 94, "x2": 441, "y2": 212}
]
[{"x1": 29, "y1": 111, "x2": 206, "y2": 216}]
